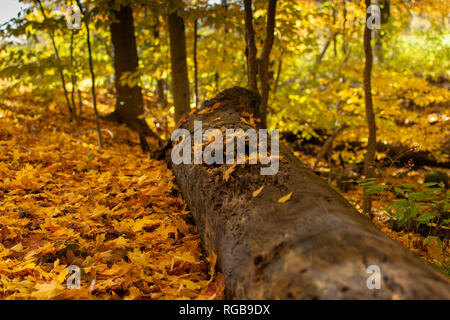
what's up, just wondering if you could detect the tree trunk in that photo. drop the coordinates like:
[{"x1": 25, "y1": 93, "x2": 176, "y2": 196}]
[
  {"x1": 363, "y1": 0, "x2": 377, "y2": 215},
  {"x1": 194, "y1": 19, "x2": 199, "y2": 108},
  {"x1": 273, "y1": 50, "x2": 282, "y2": 95},
  {"x1": 109, "y1": 3, "x2": 158, "y2": 152},
  {"x1": 381, "y1": 0, "x2": 390, "y2": 25},
  {"x1": 167, "y1": 87, "x2": 450, "y2": 299},
  {"x1": 36, "y1": 0, "x2": 74, "y2": 119},
  {"x1": 315, "y1": 34, "x2": 332, "y2": 66},
  {"x1": 243, "y1": 0, "x2": 258, "y2": 94},
  {"x1": 76, "y1": 0, "x2": 103, "y2": 148},
  {"x1": 313, "y1": 123, "x2": 348, "y2": 170},
  {"x1": 258, "y1": 0, "x2": 277, "y2": 128},
  {"x1": 168, "y1": 9, "x2": 191, "y2": 123},
  {"x1": 332, "y1": 5, "x2": 337, "y2": 57},
  {"x1": 156, "y1": 78, "x2": 168, "y2": 140},
  {"x1": 342, "y1": 0, "x2": 347, "y2": 55},
  {"x1": 70, "y1": 28, "x2": 78, "y2": 120}
]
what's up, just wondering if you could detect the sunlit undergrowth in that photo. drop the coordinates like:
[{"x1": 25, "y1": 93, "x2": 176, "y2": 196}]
[{"x1": 296, "y1": 150, "x2": 449, "y2": 278}]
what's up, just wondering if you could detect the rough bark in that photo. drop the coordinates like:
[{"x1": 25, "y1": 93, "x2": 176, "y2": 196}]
[
  {"x1": 168, "y1": 87, "x2": 450, "y2": 299},
  {"x1": 363, "y1": 0, "x2": 377, "y2": 214},
  {"x1": 168, "y1": 9, "x2": 191, "y2": 123},
  {"x1": 243, "y1": 0, "x2": 258, "y2": 94},
  {"x1": 109, "y1": 3, "x2": 158, "y2": 152}
]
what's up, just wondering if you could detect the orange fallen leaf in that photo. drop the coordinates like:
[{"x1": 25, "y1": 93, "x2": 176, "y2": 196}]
[
  {"x1": 278, "y1": 192, "x2": 293, "y2": 203},
  {"x1": 223, "y1": 164, "x2": 237, "y2": 182},
  {"x1": 252, "y1": 186, "x2": 264, "y2": 198}
]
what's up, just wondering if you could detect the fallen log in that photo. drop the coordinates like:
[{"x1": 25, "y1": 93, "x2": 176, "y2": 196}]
[
  {"x1": 376, "y1": 142, "x2": 450, "y2": 168},
  {"x1": 167, "y1": 87, "x2": 450, "y2": 299},
  {"x1": 283, "y1": 131, "x2": 450, "y2": 169}
]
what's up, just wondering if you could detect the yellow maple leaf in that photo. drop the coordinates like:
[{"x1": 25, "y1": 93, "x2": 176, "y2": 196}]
[
  {"x1": 127, "y1": 248, "x2": 150, "y2": 268},
  {"x1": 30, "y1": 281, "x2": 66, "y2": 299},
  {"x1": 278, "y1": 192, "x2": 293, "y2": 203}
]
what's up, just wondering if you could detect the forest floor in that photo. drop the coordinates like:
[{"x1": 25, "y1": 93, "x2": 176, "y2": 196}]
[
  {"x1": 0, "y1": 96, "x2": 224, "y2": 300},
  {"x1": 0, "y1": 94, "x2": 448, "y2": 300}
]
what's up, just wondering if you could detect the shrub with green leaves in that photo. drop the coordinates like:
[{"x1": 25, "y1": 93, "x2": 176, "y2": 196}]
[{"x1": 385, "y1": 182, "x2": 449, "y2": 241}]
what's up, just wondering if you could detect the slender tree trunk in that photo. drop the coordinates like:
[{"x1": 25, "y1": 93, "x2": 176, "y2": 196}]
[
  {"x1": 273, "y1": 50, "x2": 283, "y2": 95},
  {"x1": 381, "y1": 0, "x2": 390, "y2": 25},
  {"x1": 36, "y1": 0, "x2": 73, "y2": 119},
  {"x1": 70, "y1": 28, "x2": 78, "y2": 120},
  {"x1": 168, "y1": 9, "x2": 191, "y2": 123},
  {"x1": 332, "y1": 6, "x2": 337, "y2": 57},
  {"x1": 215, "y1": 72, "x2": 219, "y2": 92},
  {"x1": 76, "y1": 0, "x2": 103, "y2": 148},
  {"x1": 157, "y1": 79, "x2": 166, "y2": 108},
  {"x1": 313, "y1": 123, "x2": 348, "y2": 170},
  {"x1": 108, "y1": 3, "x2": 159, "y2": 152},
  {"x1": 363, "y1": 0, "x2": 377, "y2": 215},
  {"x1": 194, "y1": 19, "x2": 199, "y2": 108},
  {"x1": 315, "y1": 34, "x2": 332, "y2": 66},
  {"x1": 243, "y1": 0, "x2": 258, "y2": 94},
  {"x1": 258, "y1": 0, "x2": 277, "y2": 128},
  {"x1": 342, "y1": 0, "x2": 347, "y2": 55},
  {"x1": 77, "y1": 87, "x2": 82, "y2": 117},
  {"x1": 156, "y1": 78, "x2": 168, "y2": 140}
]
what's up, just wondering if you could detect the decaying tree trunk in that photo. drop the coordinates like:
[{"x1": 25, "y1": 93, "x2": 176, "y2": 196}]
[{"x1": 168, "y1": 87, "x2": 450, "y2": 299}]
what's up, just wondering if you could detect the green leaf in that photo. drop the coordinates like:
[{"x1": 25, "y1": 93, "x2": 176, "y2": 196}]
[
  {"x1": 415, "y1": 211, "x2": 439, "y2": 224},
  {"x1": 394, "y1": 187, "x2": 407, "y2": 194},
  {"x1": 420, "y1": 182, "x2": 439, "y2": 188},
  {"x1": 365, "y1": 184, "x2": 389, "y2": 195},
  {"x1": 409, "y1": 192, "x2": 426, "y2": 201},
  {"x1": 423, "y1": 236, "x2": 441, "y2": 246}
]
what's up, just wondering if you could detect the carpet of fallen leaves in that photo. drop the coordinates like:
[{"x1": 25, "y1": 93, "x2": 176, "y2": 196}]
[{"x1": 0, "y1": 99, "x2": 224, "y2": 300}]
